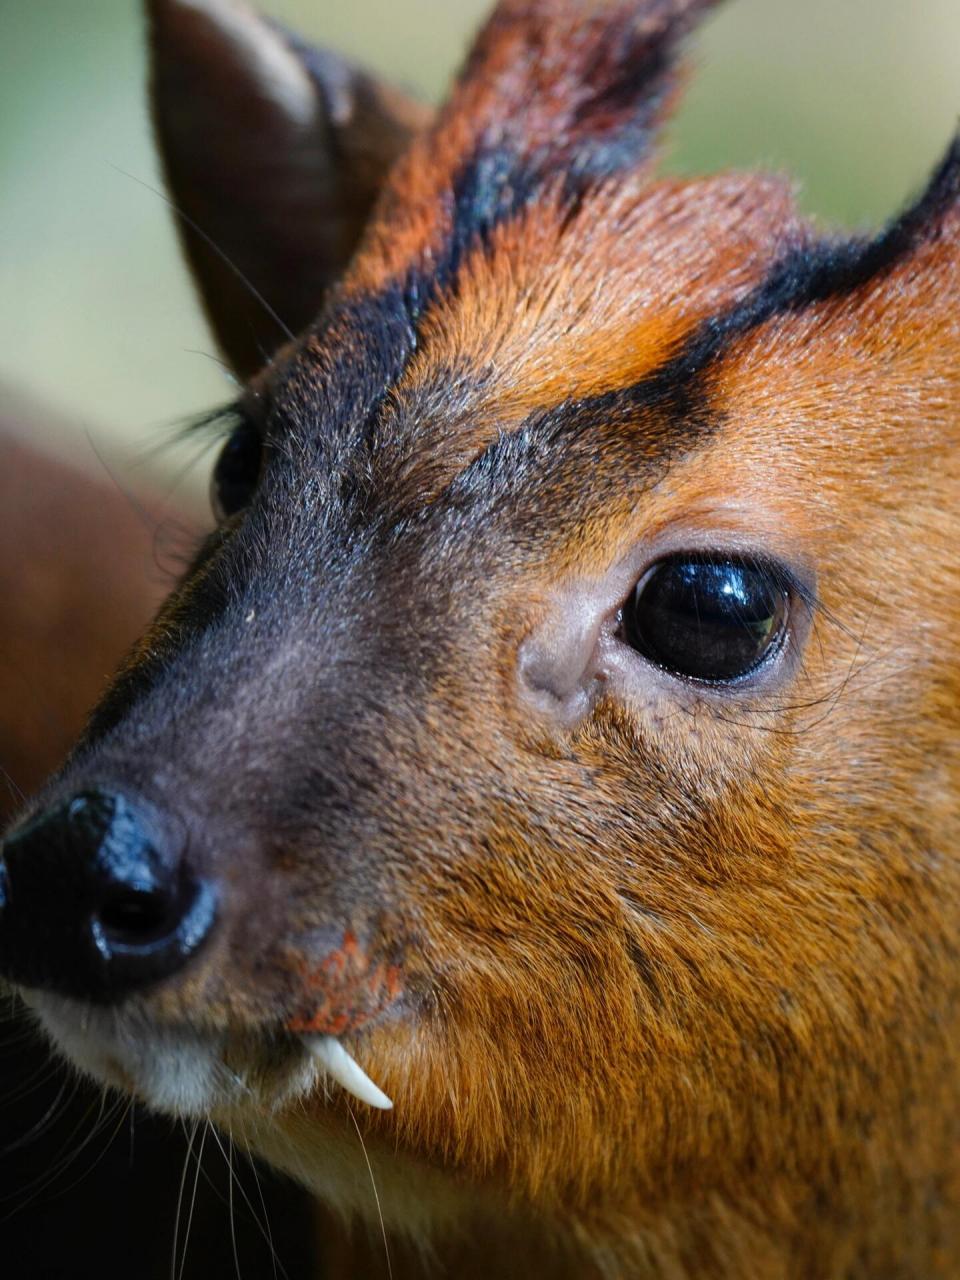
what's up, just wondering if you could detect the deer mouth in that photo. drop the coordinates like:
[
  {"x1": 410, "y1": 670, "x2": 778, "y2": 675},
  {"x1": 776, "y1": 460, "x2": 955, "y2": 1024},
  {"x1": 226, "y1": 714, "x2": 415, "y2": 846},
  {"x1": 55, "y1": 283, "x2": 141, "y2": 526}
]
[{"x1": 22, "y1": 990, "x2": 393, "y2": 1117}]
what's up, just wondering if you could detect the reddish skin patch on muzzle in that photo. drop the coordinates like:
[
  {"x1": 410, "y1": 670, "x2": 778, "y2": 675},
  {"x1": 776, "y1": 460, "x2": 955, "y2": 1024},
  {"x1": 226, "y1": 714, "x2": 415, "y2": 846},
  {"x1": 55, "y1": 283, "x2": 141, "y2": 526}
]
[{"x1": 284, "y1": 930, "x2": 403, "y2": 1035}]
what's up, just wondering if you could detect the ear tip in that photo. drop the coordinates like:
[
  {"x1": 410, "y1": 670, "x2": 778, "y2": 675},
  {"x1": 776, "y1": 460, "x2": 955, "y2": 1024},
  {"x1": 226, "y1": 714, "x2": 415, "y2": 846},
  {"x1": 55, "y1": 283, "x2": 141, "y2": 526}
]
[
  {"x1": 146, "y1": 0, "x2": 246, "y2": 16},
  {"x1": 291, "y1": 43, "x2": 432, "y2": 136},
  {"x1": 145, "y1": 0, "x2": 431, "y2": 377},
  {"x1": 149, "y1": 0, "x2": 323, "y2": 127},
  {"x1": 146, "y1": 0, "x2": 269, "y2": 46},
  {"x1": 279, "y1": 41, "x2": 358, "y2": 127}
]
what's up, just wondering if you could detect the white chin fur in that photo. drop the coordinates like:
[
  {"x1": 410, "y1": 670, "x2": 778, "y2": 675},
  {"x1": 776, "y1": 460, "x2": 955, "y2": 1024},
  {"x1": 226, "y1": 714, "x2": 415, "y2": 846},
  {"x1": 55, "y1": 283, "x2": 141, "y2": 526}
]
[
  {"x1": 22, "y1": 994, "x2": 484, "y2": 1247},
  {"x1": 21, "y1": 992, "x2": 390, "y2": 1120},
  {"x1": 26, "y1": 992, "x2": 229, "y2": 1115}
]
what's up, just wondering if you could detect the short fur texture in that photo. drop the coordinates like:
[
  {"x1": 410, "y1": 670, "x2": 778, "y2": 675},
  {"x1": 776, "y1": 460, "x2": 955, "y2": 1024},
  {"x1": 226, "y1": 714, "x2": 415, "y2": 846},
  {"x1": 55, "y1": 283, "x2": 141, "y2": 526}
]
[{"x1": 3, "y1": 2, "x2": 958, "y2": 1276}]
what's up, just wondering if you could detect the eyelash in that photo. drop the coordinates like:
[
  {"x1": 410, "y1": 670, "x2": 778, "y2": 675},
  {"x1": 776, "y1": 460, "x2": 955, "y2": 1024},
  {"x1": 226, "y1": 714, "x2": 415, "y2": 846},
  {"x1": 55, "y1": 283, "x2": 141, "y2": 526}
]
[{"x1": 174, "y1": 401, "x2": 247, "y2": 448}]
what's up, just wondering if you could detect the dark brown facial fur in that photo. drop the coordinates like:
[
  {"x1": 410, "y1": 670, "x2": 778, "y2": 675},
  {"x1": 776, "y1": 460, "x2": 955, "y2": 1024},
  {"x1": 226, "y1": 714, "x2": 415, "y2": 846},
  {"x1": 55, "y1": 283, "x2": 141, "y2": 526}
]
[{"x1": 1, "y1": 2, "x2": 958, "y2": 1277}]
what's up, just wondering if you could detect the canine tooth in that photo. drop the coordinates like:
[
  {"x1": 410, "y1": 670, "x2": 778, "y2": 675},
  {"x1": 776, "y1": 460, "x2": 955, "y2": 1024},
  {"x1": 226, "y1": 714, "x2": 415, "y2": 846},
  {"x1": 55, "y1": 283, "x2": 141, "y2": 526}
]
[{"x1": 305, "y1": 1034, "x2": 393, "y2": 1110}]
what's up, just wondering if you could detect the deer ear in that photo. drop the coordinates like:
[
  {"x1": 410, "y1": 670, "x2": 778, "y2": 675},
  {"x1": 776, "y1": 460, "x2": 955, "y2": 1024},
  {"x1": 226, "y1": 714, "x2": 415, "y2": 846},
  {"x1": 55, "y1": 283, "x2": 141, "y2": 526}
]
[{"x1": 147, "y1": 0, "x2": 432, "y2": 377}]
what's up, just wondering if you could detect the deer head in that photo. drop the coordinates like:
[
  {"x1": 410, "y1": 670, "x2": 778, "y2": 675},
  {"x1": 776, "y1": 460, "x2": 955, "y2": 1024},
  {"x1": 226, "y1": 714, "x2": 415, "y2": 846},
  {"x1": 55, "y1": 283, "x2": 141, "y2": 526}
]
[{"x1": 1, "y1": 1, "x2": 958, "y2": 1274}]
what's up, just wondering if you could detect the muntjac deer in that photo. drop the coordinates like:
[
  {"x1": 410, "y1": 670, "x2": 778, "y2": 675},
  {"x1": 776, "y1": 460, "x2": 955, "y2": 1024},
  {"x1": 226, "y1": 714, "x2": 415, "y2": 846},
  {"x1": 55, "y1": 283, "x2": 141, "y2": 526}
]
[{"x1": 2, "y1": 1, "x2": 958, "y2": 1276}]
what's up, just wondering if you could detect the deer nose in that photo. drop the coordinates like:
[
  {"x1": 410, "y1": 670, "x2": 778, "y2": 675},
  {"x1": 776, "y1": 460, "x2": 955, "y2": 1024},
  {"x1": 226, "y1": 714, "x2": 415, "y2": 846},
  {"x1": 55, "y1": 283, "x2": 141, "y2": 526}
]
[{"x1": 0, "y1": 789, "x2": 216, "y2": 1003}]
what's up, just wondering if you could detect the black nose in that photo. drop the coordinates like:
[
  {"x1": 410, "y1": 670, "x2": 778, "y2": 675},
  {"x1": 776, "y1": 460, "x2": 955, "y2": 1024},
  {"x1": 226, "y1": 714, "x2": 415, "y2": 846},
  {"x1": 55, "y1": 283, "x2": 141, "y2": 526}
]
[{"x1": 0, "y1": 789, "x2": 216, "y2": 1003}]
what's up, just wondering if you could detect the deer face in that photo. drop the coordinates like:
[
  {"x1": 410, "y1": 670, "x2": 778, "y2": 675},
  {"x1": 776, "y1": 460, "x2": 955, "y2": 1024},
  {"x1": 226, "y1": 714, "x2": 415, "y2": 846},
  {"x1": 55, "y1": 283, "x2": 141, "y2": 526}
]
[{"x1": 1, "y1": 0, "x2": 958, "y2": 1263}]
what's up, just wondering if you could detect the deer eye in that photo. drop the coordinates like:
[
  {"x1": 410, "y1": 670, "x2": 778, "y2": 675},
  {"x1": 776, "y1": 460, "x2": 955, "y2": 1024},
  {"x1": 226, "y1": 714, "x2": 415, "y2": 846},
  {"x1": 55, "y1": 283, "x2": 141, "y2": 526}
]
[
  {"x1": 210, "y1": 421, "x2": 263, "y2": 522},
  {"x1": 622, "y1": 554, "x2": 789, "y2": 683}
]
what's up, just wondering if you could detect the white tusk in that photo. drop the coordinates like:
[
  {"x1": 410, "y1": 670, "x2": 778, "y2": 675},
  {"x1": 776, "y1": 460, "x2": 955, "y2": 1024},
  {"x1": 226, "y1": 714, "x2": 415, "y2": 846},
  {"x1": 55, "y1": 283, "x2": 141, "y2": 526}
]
[{"x1": 305, "y1": 1035, "x2": 393, "y2": 1110}]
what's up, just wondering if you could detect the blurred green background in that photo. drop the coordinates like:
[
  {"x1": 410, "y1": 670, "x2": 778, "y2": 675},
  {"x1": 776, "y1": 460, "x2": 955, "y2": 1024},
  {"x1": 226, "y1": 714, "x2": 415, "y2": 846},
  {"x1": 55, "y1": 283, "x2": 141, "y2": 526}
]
[{"x1": 1, "y1": 0, "x2": 958, "y2": 493}]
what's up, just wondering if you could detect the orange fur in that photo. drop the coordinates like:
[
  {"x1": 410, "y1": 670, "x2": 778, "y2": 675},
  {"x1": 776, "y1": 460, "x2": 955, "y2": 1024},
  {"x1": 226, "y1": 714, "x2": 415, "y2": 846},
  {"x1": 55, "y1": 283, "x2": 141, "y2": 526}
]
[{"x1": 4, "y1": 3, "x2": 958, "y2": 1277}]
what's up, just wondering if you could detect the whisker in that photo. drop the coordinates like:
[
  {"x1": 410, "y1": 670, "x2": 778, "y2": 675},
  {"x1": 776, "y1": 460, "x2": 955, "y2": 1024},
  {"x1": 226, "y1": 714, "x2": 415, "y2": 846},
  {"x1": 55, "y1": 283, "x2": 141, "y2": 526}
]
[
  {"x1": 0, "y1": 764, "x2": 25, "y2": 808},
  {"x1": 83, "y1": 430, "x2": 169, "y2": 544},
  {"x1": 180, "y1": 346, "x2": 236, "y2": 375},
  {"x1": 235, "y1": 1125, "x2": 287, "y2": 1280},
  {"x1": 0, "y1": 1073, "x2": 74, "y2": 1153},
  {"x1": 31, "y1": 1094, "x2": 134, "y2": 1207},
  {"x1": 109, "y1": 164, "x2": 294, "y2": 346},
  {"x1": 177, "y1": 1118, "x2": 210, "y2": 1280},
  {"x1": 206, "y1": 1120, "x2": 294, "y2": 1280},
  {"x1": 171, "y1": 1119, "x2": 200, "y2": 1280},
  {"x1": 205, "y1": 1125, "x2": 248, "y2": 1280},
  {"x1": 225, "y1": 1128, "x2": 243, "y2": 1280},
  {"x1": 2, "y1": 1084, "x2": 117, "y2": 1215},
  {"x1": 346, "y1": 1102, "x2": 392, "y2": 1280},
  {"x1": 0, "y1": 1019, "x2": 42, "y2": 1050},
  {"x1": 75, "y1": 427, "x2": 211, "y2": 593},
  {"x1": 127, "y1": 1099, "x2": 137, "y2": 1167},
  {"x1": 0, "y1": 1058, "x2": 66, "y2": 1112}
]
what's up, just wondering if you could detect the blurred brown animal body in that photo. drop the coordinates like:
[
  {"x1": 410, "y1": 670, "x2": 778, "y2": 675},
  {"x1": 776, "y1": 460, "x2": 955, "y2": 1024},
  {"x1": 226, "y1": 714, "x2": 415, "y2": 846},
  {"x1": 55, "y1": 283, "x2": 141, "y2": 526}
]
[
  {"x1": 1, "y1": 2, "x2": 958, "y2": 1277},
  {"x1": 0, "y1": 421, "x2": 189, "y2": 823}
]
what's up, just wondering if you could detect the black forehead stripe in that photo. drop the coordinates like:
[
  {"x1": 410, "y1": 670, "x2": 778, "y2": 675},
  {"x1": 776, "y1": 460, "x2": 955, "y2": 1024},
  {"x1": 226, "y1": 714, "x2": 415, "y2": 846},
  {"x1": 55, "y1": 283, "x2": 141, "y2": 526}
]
[
  {"x1": 265, "y1": 3, "x2": 728, "y2": 455},
  {"x1": 300, "y1": 128, "x2": 665, "y2": 455},
  {"x1": 515, "y1": 132, "x2": 960, "y2": 450},
  {"x1": 443, "y1": 39, "x2": 681, "y2": 262},
  {"x1": 270, "y1": 276, "x2": 417, "y2": 460},
  {"x1": 272, "y1": 140, "x2": 545, "y2": 455},
  {"x1": 271, "y1": 118, "x2": 956, "y2": 493},
  {"x1": 430, "y1": 133, "x2": 960, "y2": 509},
  {"x1": 272, "y1": 147, "x2": 557, "y2": 460},
  {"x1": 394, "y1": 4, "x2": 703, "y2": 302},
  {"x1": 678, "y1": 131, "x2": 960, "y2": 376},
  {"x1": 485, "y1": 233, "x2": 879, "y2": 463},
  {"x1": 445, "y1": 147, "x2": 541, "y2": 285},
  {"x1": 878, "y1": 130, "x2": 960, "y2": 251}
]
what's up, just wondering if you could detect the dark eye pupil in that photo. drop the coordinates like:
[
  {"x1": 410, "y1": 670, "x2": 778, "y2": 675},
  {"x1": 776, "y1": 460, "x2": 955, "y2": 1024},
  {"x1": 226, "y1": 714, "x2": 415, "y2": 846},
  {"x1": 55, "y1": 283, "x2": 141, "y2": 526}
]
[
  {"x1": 211, "y1": 422, "x2": 262, "y2": 521},
  {"x1": 624, "y1": 554, "x2": 788, "y2": 682}
]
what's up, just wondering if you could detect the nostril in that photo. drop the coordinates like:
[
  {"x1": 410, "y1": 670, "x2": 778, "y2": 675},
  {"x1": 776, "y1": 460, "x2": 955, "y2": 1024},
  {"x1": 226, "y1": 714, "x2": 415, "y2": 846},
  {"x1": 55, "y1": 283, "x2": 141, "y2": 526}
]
[
  {"x1": 90, "y1": 871, "x2": 218, "y2": 975},
  {"x1": 0, "y1": 787, "x2": 218, "y2": 1001},
  {"x1": 98, "y1": 884, "x2": 179, "y2": 945}
]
